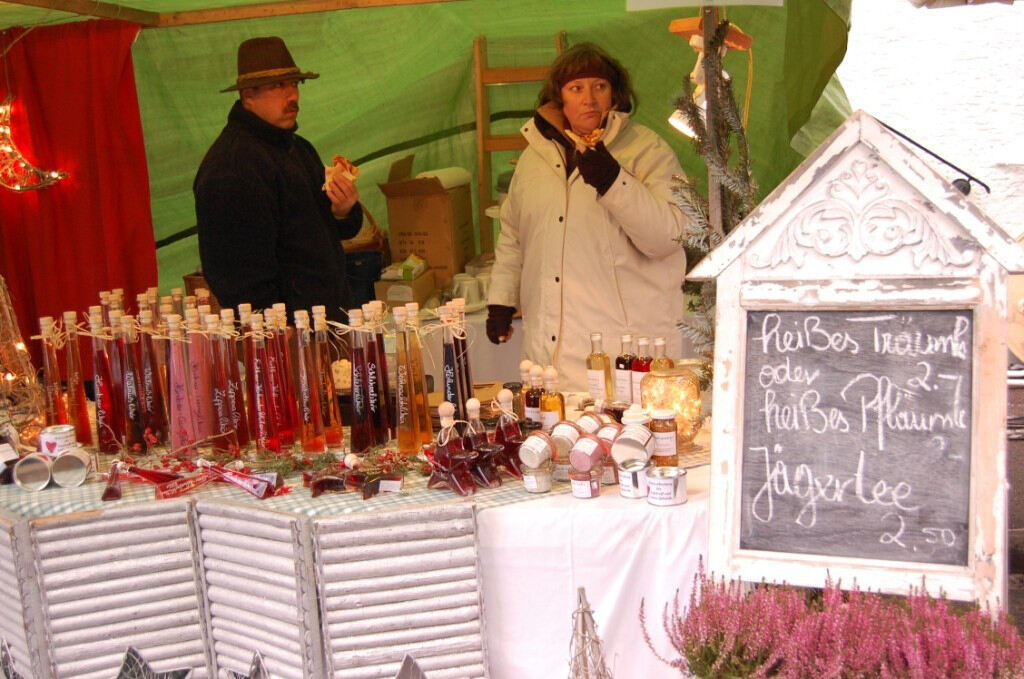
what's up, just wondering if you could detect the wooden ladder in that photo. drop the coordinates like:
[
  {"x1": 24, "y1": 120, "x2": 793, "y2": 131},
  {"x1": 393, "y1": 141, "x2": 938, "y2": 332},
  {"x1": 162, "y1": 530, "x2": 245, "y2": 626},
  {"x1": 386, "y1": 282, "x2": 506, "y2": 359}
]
[{"x1": 473, "y1": 32, "x2": 565, "y2": 253}]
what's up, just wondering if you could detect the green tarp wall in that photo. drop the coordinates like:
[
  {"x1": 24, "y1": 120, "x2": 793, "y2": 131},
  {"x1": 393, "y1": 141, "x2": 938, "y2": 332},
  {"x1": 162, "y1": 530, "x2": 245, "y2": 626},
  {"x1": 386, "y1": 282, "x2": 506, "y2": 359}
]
[{"x1": 123, "y1": 0, "x2": 851, "y2": 292}]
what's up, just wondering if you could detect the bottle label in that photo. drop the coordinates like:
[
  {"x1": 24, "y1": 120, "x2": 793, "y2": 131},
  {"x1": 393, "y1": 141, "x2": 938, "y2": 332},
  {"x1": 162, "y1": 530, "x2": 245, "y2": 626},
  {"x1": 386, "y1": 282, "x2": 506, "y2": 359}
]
[
  {"x1": 540, "y1": 409, "x2": 559, "y2": 433},
  {"x1": 654, "y1": 430, "x2": 676, "y2": 455},
  {"x1": 586, "y1": 369, "x2": 606, "y2": 401},
  {"x1": 631, "y1": 370, "x2": 646, "y2": 404},
  {"x1": 525, "y1": 406, "x2": 540, "y2": 423},
  {"x1": 614, "y1": 369, "x2": 632, "y2": 402}
]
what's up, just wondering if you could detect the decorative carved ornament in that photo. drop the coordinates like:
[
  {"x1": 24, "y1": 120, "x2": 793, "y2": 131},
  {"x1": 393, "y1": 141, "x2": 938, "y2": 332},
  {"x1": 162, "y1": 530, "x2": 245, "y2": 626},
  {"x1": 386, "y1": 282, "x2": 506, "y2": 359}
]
[{"x1": 748, "y1": 159, "x2": 977, "y2": 269}]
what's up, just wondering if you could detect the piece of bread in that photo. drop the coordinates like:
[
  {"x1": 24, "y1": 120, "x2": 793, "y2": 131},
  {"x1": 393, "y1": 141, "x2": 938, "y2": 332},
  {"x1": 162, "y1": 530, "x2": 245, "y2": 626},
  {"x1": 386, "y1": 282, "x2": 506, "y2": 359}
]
[
  {"x1": 564, "y1": 127, "x2": 605, "y2": 149},
  {"x1": 323, "y1": 155, "x2": 359, "y2": 190}
]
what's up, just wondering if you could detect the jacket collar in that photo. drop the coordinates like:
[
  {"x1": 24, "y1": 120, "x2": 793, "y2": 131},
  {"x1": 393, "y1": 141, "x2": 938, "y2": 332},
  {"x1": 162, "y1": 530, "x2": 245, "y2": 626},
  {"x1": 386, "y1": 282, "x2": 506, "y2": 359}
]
[
  {"x1": 527, "y1": 104, "x2": 628, "y2": 148},
  {"x1": 228, "y1": 99, "x2": 297, "y2": 148}
]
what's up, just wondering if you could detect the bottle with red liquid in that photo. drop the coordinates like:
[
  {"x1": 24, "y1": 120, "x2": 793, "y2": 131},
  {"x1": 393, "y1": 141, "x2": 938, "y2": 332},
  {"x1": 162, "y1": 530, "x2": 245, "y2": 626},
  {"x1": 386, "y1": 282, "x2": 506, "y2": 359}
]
[
  {"x1": 166, "y1": 314, "x2": 199, "y2": 455},
  {"x1": 361, "y1": 303, "x2": 389, "y2": 444},
  {"x1": 184, "y1": 308, "x2": 215, "y2": 441},
  {"x1": 464, "y1": 397, "x2": 501, "y2": 488},
  {"x1": 119, "y1": 315, "x2": 147, "y2": 452},
  {"x1": 294, "y1": 313, "x2": 325, "y2": 454},
  {"x1": 348, "y1": 308, "x2": 375, "y2": 454},
  {"x1": 392, "y1": 306, "x2": 421, "y2": 457},
  {"x1": 88, "y1": 307, "x2": 119, "y2": 453},
  {"x1": 106, "y1": 309, "x2": 127, "y2": 445},
  {"x1": 614, "y1": 334, "x2": 636, "y2": 404},
  {"x1": 439, "y1": 306, "x2": 463, "y2": 420},
  {"x1": 493, "y1": 388, "x2": 524, "y2": 479},
  {"x1": 205, "y1": 314, "x2": 239, "y2": 453},
  {"x1": 524, "y1": 364, "x2": 544, "y2": 426},
  {"x1": 428, "y1": 402, "x2": 476, "y2": 496},
  {"x1": 271, "y1": 304, "x2": 300, "y2": 447},
  {"x1": 219, "y1": 308, "x2": 249, "y2": 449},
  {"x1": 312, "y1": 307, "x2": 344, "y2": 450},
  {"x1": 451, "y1": 298, "x2": 475, "y2": 413},
  {"x1": 631, "y1": 336, "x2": 652, "y2": 405},
  {"x1": 37, "y1": 316, "x2": 68, "y2": 427},
  {"x1": 404, "y1": 303, "x2": 434, "y2": 445},
  {"x1": 370, "y1": 301, "x2": 393, "y2": 425},
  {"x1": 245, "y1": 313, "x2": 279, "y2": 454},
  {"x1": 61, "y1": 311, "x2": 91, "y2": 444},
  {"x1": 264, "y1": 307, "x2": 295, "y2": 449},
  {"x1": 138, "y1": 309, "x2": 168, "y2": 447}
]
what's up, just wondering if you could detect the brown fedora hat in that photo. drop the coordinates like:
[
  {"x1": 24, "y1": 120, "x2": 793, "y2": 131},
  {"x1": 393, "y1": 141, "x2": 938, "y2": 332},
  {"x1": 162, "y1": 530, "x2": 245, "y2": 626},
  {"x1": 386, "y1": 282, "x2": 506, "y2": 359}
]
[{"x1": 221, "y1": 36, "x2": 319, "y2": 93}]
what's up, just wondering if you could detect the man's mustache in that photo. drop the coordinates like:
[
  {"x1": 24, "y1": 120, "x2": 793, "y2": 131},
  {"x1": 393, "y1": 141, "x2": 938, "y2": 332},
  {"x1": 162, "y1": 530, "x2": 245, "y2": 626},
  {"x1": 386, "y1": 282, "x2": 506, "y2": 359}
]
[{"x1": 286, "y1": 104, "x2": 299, "y2": 113}]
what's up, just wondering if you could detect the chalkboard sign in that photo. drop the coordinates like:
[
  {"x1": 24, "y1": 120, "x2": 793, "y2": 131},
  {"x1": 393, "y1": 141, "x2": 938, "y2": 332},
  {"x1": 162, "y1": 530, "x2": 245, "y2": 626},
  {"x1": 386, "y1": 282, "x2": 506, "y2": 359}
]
[{"x1": 741, "y1": 310, "x2": 972, "y2": 566}]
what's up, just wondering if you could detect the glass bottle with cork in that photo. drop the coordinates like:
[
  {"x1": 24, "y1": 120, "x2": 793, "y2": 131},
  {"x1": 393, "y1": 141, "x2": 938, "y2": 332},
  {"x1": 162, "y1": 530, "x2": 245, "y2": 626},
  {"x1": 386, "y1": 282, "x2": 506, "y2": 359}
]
[
  {"x1": 524, "y1": 364, "x2": 544, "y2": 426},
  {"x1": 586, "y1": 332, "x2": 612, "y2": 403},
  {"x1": 539, "y1": 366, "x2": 565, "y2": 433},
  {"x1": 650, "y1": 337, "x2": 674, "y2": 371},
  {"x1": 614, "y1": 334, "x2": 635, "y2": 404},
  {"x1": 61, "y1": 310, "x2": 92, "y2": 445}
]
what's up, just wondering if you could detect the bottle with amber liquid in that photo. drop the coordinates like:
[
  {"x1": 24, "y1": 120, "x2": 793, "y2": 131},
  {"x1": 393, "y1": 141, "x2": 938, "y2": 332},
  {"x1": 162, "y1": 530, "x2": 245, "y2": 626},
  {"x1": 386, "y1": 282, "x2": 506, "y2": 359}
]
[
  {"x1": 631, "y1": 336, "x2": 652, "y2": 404},
  {"x1": 312, "y1": 308, "x2": 344, "y2": 450},
  {"x1": 524, "y1": 364, "x2": 544, "y2": 425},
  {"x1": 539, "y1": 366, "x2": 565, "y2": 433},
  {"x1": 294, "y1": 313, "x2": 325, "y2": 454},
  {"x1": 586, "y1": 332, "x2": 613, "y2": 403},
  {"x1": 650, "y1": 336, "x2": 674, "y2": 371},
  {"x1": 614, "y1": 334, "x2": 635, "y2": 403},
  {"x1": 392, "y1": 306, "x2": 422, "y2": 456}
]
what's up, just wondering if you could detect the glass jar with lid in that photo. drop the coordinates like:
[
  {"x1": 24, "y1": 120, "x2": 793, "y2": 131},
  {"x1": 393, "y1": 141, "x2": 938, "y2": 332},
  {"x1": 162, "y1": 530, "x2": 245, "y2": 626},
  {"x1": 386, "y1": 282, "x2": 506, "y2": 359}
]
[{"x1": 640, "y1": 366, "x2": 704, "y2": 455}]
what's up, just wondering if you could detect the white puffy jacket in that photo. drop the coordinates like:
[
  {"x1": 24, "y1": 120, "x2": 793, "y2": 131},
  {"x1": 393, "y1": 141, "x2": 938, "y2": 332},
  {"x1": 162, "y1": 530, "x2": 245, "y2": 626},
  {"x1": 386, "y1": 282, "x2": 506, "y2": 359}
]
[{"x1": 488, "y1": 109, "x2": 689, "y2": 391}]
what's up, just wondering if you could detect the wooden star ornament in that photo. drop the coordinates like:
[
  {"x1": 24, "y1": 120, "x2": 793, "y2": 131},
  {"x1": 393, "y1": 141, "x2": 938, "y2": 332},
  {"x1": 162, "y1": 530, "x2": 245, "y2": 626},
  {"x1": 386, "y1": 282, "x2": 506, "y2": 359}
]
[
  {"x1": 115, "y1": 647, "x2": 190, "y2": 679},
  {"x1": 1, "y1": 639, "x2": 24, "y2": 679},
  {"x1": 227, "y1": 650, "x2": 270, "y2": 679}
]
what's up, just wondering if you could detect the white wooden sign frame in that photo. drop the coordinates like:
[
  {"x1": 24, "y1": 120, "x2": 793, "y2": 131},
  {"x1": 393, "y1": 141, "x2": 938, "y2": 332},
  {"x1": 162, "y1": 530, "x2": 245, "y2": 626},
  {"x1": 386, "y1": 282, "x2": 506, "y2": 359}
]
[{"x1": 690, "y1": 111, "x2": 1024, "y2": 612}]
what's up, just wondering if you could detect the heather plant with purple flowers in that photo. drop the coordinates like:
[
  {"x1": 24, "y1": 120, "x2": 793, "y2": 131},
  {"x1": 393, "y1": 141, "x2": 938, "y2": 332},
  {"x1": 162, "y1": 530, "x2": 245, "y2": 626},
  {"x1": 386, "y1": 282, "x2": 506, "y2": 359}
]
[{"x1": 641, "y1": 563, "x2": 1024, "y2": 678}]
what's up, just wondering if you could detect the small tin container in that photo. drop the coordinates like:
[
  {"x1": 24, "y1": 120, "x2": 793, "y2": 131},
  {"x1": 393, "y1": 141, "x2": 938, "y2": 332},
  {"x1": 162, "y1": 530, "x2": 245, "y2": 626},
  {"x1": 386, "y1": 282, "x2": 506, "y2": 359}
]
[
  {"x1": 568, "y1": 434, "x2": 606, "y2": 473},
  {"x1": 14, "y1": 452, "x2": 52, "y2": 491},
  {"x1": 646, "y1": 466, "x2": 687, "y2": 506},
  {"x1": 38, "y1": 424, "x2": 76, "y2": 457},
  {"x1": 51, "y1": 447, "x2": 94, "y2": 488},
  {"x1": 575, "y1": 412, "x2": 604, "y2": 435},
  {"x1": 522, "y1": 460, "x2": 553, "y2": 494},
  {"x1": 610, "y1": 424, "x2": 654, "y2": 465},
  {"x1": 549, "y1": 421, "x2": 582, "y2": 482},
  {"x1": 569, "y1": 469, "x2": 601, "y2": 499},
  {"x1": 595, "y1": 422, "x2": 623, "y2": 445},
  {"x1": 618, "y1": 458, "x2": 651, "y2": 499},
  {"x1": 519, "y1": 430, "x2": 555, "y2": 469}
]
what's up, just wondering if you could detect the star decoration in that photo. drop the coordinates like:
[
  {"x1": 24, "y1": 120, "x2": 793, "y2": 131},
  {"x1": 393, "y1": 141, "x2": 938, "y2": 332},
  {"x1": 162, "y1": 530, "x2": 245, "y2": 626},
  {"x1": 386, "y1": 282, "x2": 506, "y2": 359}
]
[
  {"x1": 115, "y1": 647, "x2": 190, "y2": 679},
  {"x1": 1, "y1": 639, "x2": 24, "y2": 679},
  {"x1": 0, "y1": 95, "x2": 67, "y2": 192},
  {"x1": 227, "y1": 650, "x2": 270, "y2": 679}
]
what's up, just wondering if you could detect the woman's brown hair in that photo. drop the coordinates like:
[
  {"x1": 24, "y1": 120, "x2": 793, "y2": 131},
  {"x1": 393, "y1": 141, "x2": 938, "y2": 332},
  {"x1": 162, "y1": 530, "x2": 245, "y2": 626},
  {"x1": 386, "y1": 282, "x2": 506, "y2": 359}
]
[{"x1": 537, "y1": 42, "x2": 636, "y2": 113}]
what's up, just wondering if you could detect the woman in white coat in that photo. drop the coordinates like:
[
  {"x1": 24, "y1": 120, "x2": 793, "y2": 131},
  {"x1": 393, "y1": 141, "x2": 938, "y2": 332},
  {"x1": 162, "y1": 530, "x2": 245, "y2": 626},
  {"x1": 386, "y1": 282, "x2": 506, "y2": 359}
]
[{"x1": 486, "y1": 43, "x2": 690, "y2": 391}]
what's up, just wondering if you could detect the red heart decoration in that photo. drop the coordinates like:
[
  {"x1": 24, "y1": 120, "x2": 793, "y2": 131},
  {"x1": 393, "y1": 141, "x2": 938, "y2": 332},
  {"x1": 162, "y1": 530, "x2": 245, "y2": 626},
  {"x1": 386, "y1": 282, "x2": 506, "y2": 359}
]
[{"x1": 46, "y1": 440, "x2": 57, "y2": 453}]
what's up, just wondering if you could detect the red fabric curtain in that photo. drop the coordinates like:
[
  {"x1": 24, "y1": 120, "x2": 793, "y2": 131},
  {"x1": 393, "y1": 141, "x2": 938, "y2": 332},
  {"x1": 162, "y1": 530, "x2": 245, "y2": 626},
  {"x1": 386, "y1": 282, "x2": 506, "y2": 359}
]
[{"x1": 0, "y1": 20, "x2": 156, "y2": 371}]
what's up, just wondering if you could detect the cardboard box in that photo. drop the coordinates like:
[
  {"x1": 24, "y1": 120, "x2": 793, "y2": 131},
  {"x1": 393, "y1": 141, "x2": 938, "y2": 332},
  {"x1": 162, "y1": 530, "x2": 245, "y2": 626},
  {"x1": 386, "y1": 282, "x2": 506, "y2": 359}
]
[
  {"x1": 378, "y1": 155, "x2": 474, "y2": 289},
  {"x1": 373, "y1": 268, "x2": 436, "y2": 307}
]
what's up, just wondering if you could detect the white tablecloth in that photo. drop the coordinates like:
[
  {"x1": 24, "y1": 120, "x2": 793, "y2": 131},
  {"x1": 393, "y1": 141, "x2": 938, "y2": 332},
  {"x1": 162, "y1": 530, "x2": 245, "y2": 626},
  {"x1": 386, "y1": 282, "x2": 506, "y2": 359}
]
[{"x1": 478, "y1": 465, "x2": 709, "y2": 678}]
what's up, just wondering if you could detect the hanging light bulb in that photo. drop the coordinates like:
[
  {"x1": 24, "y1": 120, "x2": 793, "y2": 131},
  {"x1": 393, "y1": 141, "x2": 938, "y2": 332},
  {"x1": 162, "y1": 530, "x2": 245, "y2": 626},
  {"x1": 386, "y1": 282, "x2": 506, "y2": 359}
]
[{"x1": 0, "y1": 95, "x2": 67, "y2": 192}]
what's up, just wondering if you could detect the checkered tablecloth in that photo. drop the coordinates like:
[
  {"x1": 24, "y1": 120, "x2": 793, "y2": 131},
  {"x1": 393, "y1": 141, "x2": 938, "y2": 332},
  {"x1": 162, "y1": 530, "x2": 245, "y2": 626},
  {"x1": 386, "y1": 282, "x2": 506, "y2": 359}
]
[{"x1": 0, "y1": 465, "x2": 570, "y2": 520}]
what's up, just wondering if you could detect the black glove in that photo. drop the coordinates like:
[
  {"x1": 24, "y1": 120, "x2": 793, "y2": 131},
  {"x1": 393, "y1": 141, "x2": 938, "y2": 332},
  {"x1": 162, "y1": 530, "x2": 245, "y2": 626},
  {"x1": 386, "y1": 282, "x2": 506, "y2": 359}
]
[
  {"x1": 486, "y1": 304, "x2": 515, "y2": 344},
  {"x1": 577, "y1": 141, "x2": 620, "y2": 196}
]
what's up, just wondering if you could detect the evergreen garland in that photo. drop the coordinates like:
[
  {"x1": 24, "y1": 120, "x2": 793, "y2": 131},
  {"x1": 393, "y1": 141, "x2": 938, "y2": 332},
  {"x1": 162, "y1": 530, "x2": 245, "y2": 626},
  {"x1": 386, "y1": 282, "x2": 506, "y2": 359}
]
[{"x1": 674, "y1": 20, "x2": 757, "y2": 390}]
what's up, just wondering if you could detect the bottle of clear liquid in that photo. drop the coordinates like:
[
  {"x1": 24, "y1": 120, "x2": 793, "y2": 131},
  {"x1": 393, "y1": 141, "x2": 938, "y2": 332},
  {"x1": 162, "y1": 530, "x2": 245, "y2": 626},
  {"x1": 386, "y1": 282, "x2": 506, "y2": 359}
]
[
  {"x1": 586, "y1": 332, "x2": 613, "y2": 403},
  {"x1": 540, "y1": 366, "x2": 565, "y2": 433},
  {"x1": 348, "y1": 309, "x2": 375, "y2": 454},
  {"x1": 631, "y1": 336, "x2": 652, "y2": 404},
  {"x1": 614, "y1": 334, "x2": 635, "y2": 403},
  {"x1": 294, "y1": 313, "x2": 325, "y2": 454},
  {"x1": 405, "y1": 303, "x2": 434, "y2": 445},
  {"x1": 312, "y1": 309, "x2": 344, "y2": 450},
  {"x1": 88, "y1": 307, "x2": 119, "y2": 453},
  {"x1": 38, "y1": 316, "x2": 67, "y2": 426},
  {"x1": 61, "y1": 311, "x2": 92, "y2": 444},
  {"x1": 392, "y1": 306, "x2": 421, "y2": 455},
  {"x1": 650, "y1": 336, "x2": 674, "y2": 371},
  {"x1": 524, "y1": 364, "x2": 544, "y2": 425}
]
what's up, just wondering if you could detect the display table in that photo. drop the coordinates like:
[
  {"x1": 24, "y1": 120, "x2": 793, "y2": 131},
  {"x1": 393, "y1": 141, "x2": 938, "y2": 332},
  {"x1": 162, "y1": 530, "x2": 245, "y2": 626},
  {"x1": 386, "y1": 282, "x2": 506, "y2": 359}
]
[{"x1": 0, "y1": 460, "x2": 707, "y2": 678}]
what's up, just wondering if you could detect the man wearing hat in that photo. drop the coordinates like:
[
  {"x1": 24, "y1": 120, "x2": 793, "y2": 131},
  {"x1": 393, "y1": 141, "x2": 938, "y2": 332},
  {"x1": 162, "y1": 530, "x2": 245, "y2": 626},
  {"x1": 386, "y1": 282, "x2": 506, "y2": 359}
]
[{"x1": 194, "y1": 36, "x2": 362, "y2": 322}]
